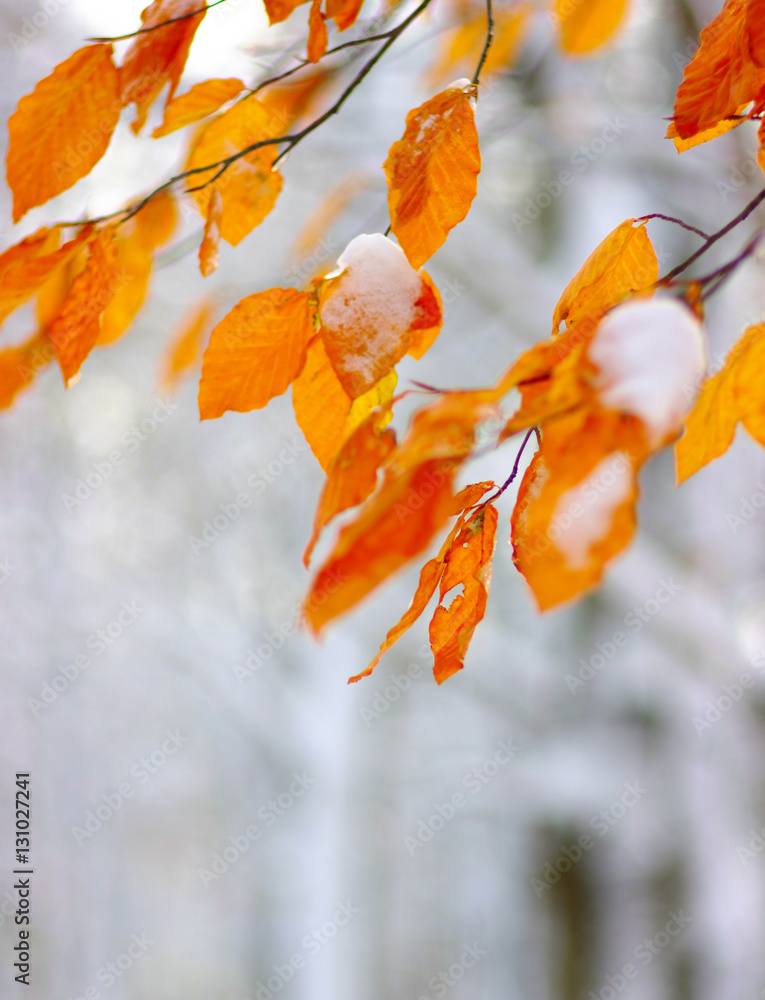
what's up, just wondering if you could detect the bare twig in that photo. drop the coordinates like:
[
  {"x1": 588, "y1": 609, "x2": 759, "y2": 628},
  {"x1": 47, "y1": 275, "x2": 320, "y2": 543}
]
[
  {"x1": 59, "y1": 0, "x2": 434, "y2": 229},
  {"x1": 663, "y1": 187, "x2": 765, "y2": 282},
  {"x1": 472, "y1": 0, "x2": 494, "y2": 85},
  {"x1": 639, "y1": 213, "x2": 709, "y2": 240},
  {"x1": 87, "y1": 0, "x2": 226, "y2": 42}
]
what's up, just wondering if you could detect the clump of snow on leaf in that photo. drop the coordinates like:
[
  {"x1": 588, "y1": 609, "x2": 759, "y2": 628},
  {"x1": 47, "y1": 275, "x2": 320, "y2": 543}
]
[
  {"x1": 588, "y1": 297, "x2": 706, "y2": 445},
  {"x1": 552, "y1": 452, "x2": 633, "y2": 570},
  {"x1": 319, "y1": 233, "x2": 423, "y2": 385}
]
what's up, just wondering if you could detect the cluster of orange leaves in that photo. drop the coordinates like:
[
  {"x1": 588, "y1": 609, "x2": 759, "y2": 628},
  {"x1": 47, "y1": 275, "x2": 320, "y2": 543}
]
[{"x1": 2, "y1": 0, "x2": 764, "y2": 683}]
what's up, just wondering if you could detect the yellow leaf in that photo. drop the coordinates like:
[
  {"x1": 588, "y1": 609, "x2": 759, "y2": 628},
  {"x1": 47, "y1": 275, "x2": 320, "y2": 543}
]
[
  {"x1": 292, "y1": 337, "x2": 354, "y2": 471},
  {"x1": 556, "y1": 0, "x2": 629, "y2": 55},
  {"x1": 160, "y1": 299, "x2": 216, "y2": 394},
  {"x1": 199, "y1": 188, "x2": 223, "y2": 277}
]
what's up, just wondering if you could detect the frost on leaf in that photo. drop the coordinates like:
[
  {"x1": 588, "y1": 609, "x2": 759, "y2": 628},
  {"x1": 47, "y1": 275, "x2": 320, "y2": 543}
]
[{"x1": 318, "y1": 234, "x2": 442, "y2": 397}]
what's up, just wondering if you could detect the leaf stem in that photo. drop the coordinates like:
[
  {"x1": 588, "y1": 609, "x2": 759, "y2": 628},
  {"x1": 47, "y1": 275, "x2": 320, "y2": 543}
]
[
  {"x1": 87, "y1": 0, "x2": 226, "y2": 42},
  {"x1": 472, "y1": 0, "x2": 494, "y2": 86}
]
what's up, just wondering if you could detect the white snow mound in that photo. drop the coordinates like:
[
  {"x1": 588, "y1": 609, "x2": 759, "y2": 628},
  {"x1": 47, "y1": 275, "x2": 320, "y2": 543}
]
[
  {"x1": 587, "y1": 297, "x2": 707, "y2": 445},
  {"x1": 552, "y1": 452, "x2": 633, "y2": 571},
  {"x1": 319, "y1": 233, "x2": 422, "y2": 384}
]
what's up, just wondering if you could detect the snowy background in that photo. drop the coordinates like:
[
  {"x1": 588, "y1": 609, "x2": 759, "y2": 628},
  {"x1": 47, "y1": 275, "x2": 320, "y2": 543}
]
[{"x1": 2, "y1": 0, "x2": 765, "y2": 998}]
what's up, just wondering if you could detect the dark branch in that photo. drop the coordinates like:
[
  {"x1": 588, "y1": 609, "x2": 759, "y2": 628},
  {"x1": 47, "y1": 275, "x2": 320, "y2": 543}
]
[
  {"x1": 639, "y1": 213, "x2": 709, "y2": 240},
  {"x1": 472, "y1": 0, "x2": 494, "y2": 85},
  {"x1": 663, "y1": 187, "x2": 765, "y2": 282},
  {"x1": 87, "y1": 0, "x2": 225, "y2": 42}
]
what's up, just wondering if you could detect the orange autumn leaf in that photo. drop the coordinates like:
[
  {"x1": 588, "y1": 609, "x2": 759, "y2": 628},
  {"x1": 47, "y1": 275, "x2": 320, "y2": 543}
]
[
  {"x1": 186, "y1": 97, "x2": 284, "y2": 246},
  {"x1": 555, "y1": 0, "x2": 629, "y2": 55},
  {"x1": 0, "y1": 226, "x2": 92, "y2": 328},
  {"x1": 318, "y1": 234, "x2": 443, "y2": 398},
  {"x1": 384, "y1": 83, "x2": 481, "y2": 269},
  {"x1": 349, "y1": 483, "x2": 495, "y2": 683},
  {"x1": 198, "y1": 288, "x2": 315, "y2": 419},
  {"x1": 199, "y1": 188, "x2": 223, "y2": 277},
  {"x1": 259, "y1": 69, "x2": 333, "y2": 130},
  {"x1": 307, "y1": 0, "x2": 329, "y2": 62},
  {"x1": 292, "y1": 337, "x2": 354, "y2": 471},
  {"x1": 98, "y1": 193, "x2": 177, "y2": 346},
  {"x1": 511, "y1": 408, "x2": 649, "y2": 611},
  {"x1": 152, "y1": 78, "x2": 244, "y2": 137},
  {"x1": 552, "y1": 219, "x2": 658, "y2": 335},
  {"x1": 49, "y1": 228, "x2": 119, "y2": 386},
  {"x1": 427, "y1": 1, "x2": 532, "y2": 87},
  {"x1": 676, "y1": 322, "x2": 765, "y2": 482},
  {"x1": 304, "y1": 458, "x2": 460, "y2": 633},
  {"x1": 160, "y1": 299, "x2": 216, "y2": 394},
  {"x1": 304, "y1": 408, "x2": 396, "y2": 565},
  {"x1": 407, "y1": 270, "x2": 443, "y2": 359},
  {"x1": 430, "y1": 503, "x2": 497, "y2": 683},
  {"x1": 325, "y1": 0, "x2": 364, "y2": 31},
  {"x1": 263, "y1": 0, "x2": 311, "y2": 24},
  {"x1": 304, "y1": 389, "x2": 498, "y2": 633},
  {"x1": 6, "y1": 45, "x2": 120, "y2": 223},
  {"x1": 666, "y1": 117, "x2": 743, "y2": 152},
  {"x1": 670, "y1": 0, "x2": 765, "y2": 142},
  {"x1": 120, "y1": 0, "x2": 206, "y2": 134},
  {"x1": 0, "y1": 334, "x2": 51, "y2": 410}
]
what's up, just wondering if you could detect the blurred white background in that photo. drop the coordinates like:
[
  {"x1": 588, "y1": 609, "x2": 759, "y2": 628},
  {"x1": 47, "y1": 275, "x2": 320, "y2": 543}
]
[{"x1": 2, "y1": 0, "x2": 765, "y2": 998}]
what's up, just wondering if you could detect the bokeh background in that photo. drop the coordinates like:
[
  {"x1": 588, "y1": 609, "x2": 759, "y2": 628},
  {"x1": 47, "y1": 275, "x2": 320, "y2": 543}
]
[{"x1": 2, "y1": 0, "x2": 765, "y2": 998}]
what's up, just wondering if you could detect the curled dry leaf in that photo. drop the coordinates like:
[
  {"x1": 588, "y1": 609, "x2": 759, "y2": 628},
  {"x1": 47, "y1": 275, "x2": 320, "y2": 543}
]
[{"x1": 120, "y1": 0, "x2": 207, "y2": 134}]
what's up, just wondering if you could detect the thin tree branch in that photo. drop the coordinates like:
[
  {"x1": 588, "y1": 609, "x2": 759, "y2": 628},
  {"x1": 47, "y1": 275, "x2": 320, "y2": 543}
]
[
  {"x1": 472, "y1": 0, "x2": 494, "y2": 85},
  {"x1": 663, "y1": 187, "x2": 765, "y2": 282},
  {"x1": 488, "y1": 427, "x2": 536, "y2": 502},
  {"x1": 87, "y1": 0, "x2": 226, "y2": 42},
  {"x1": 59, "y1": 0, "x2": 433, "y2": 229},
  {"x1": 638, "y1": 213, "x2": 709, "y2": 240}
]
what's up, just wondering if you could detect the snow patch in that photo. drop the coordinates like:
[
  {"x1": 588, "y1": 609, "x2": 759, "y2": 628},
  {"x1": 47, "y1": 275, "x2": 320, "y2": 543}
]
[
  {"x1": 588, "y1": 297, "x2": 707, "y2": 445},
  {"x1": 551, "y1": 452, "x2": 633, "y2": 570},
  {"x1": 318, "y1": 233, "x2": 423, "y2": 385}
]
